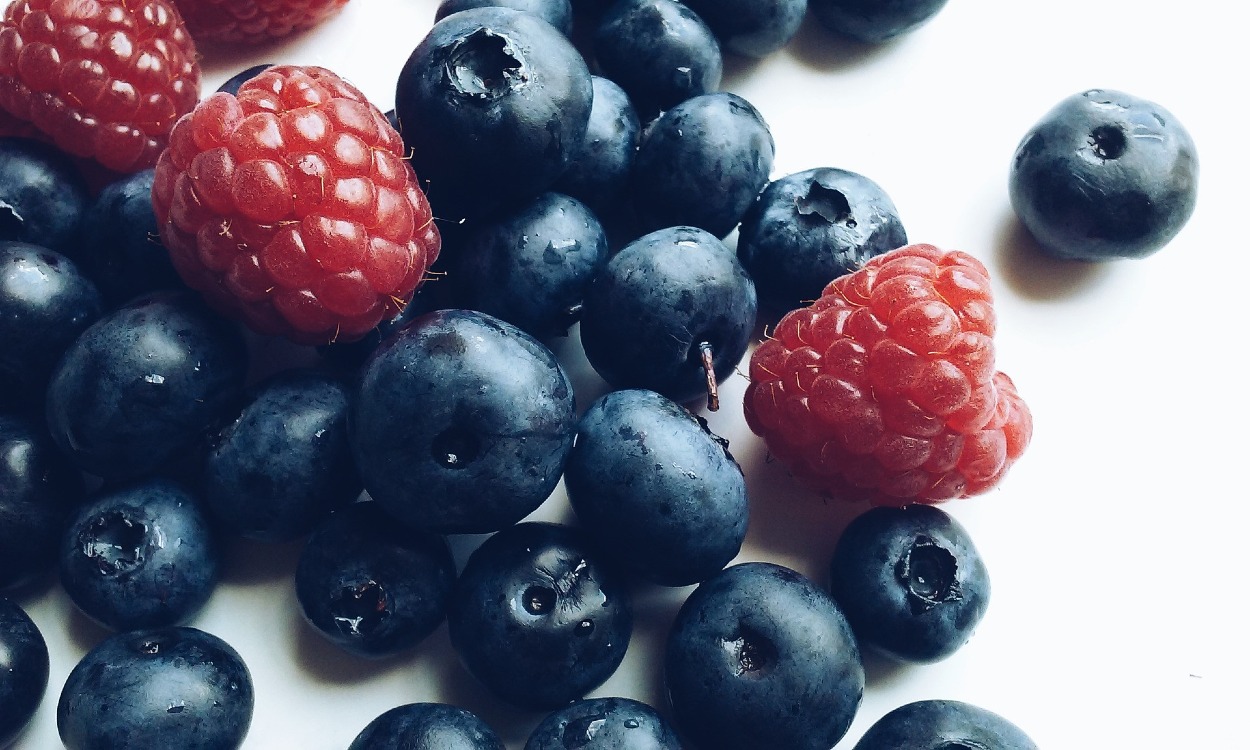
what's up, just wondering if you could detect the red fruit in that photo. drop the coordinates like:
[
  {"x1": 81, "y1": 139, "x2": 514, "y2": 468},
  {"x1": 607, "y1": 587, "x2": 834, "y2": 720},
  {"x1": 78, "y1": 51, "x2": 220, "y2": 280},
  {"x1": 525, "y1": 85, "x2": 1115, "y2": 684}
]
[
  {"x1": 0, "y1": 0, "x2": 200, "y2": 173},
  {"x1": 151, "y1": 64, "x2": 440, "y2": 345},
  {"x1": 175, "y1": 0, "x2": 349, "y2": 44},
  {"x1": 744, "y1": 243, "x2": 1032, "y2": 506}
]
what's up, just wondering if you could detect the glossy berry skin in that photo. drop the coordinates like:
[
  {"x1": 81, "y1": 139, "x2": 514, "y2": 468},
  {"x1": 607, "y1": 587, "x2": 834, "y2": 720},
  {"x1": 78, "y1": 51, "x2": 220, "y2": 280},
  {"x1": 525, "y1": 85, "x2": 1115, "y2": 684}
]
[
  {"x1": 458, "y1": 192, "x2": 609, "y2": 338},
  {"x1": 178, "y1": 0, "x2": 350, "y2": 44},
  {"x1": 0, "y1": 412, "x2": 84, "y2": 591},
  {"x1": 665, "y1": 562, "x2": 864, "y2": 750},
  {"x1": 348, "y1": 703, "x2": 504, "y2": 750},
  {"x1": 738, "y1": 167, "x2": 907, "y2": 313},
  {"x1": 448, "y1": 522, "x2": 633, "y2": 711},
  {"x1": 632, "y1": 92, "x2": 774, "y2": 238},
  {"x1": 745, "y1": 244, "x2": 1032, "y2": 505},
  {"x1": 681, "y1": 0, "x2": 807, "y2": 57},
  {"x1": 565, "y1": 389, "x2": 748, "y2": 586},
  {"x1": 0, "y1": 0, "x2": 200, "y2": 173},
  {"x1": 593, "y1": 0, "x2": 722, "y2": 115},
  {"x1": 59, "y1": 478, "x2": 219, "y2": 631},
  {"x1": 809, "y1": 0, "x2": 950, "y2": 43},
  {"x1": 579, "y1": 226, "x2": 757, "y2": 407},
  {"x1": 553, "y1": 76, "x2": 639, "y2": 213},
  {"x1": 295, "y1": 502, "x2": 456, "y2": 658},
  {"x1": 1009, "y1": 89, "x2": 1198, "y2": 261},
  {"x1": 395, "y1": 7, "x2": 593, "y2": 221},
  {"x1": 0, "y1": 598, "x2": 48, "y2": 749},
  {"x1": 435, "y1": 0, "x2": 574, "y2": 36},
  {"x1": 829, "y1": 504, "x2": 989, "y2": 663},
  {"x1": 153, "y1": 65, "x2": 440, "y2": 344},
  {"x1": 853, "y1": 699, "x2": 1038, "y2": 750},
  {"x1": 351, "y1": 310, "x2": 576, "y2": 534},
  {"x1": 0, "y1": 138, "x2": 90, "y2": 253},
  {"x1": 44, "y1": 291, "x2": 248, "y2": 480},
  {"x1": 58, "y1": 626, "x2": 254, "y2": 750},
  {"x1": 525, "y1": 697, "x2": 681, "y2": 750},
  {"x1": 0, "y1": 242, "x2": 102, "y2": 397}
]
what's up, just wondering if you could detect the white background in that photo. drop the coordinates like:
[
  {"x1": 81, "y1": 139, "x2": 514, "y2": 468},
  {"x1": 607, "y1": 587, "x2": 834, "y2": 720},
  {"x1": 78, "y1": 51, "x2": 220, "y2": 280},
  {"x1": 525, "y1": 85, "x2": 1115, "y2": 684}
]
[{"x1": 10, "y1": 0, "x2": 1247, "y2": 748}]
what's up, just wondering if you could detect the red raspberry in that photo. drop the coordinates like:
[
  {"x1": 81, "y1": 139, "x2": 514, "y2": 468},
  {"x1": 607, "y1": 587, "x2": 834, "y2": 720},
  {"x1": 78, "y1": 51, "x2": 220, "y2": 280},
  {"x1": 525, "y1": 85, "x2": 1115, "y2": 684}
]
[
  {"x1": 0, "y1": 0, "x2": 200, "y2": 173},
  {"x1": 151, "y1": 64, "x2": 440, "y2": 345},
  {"x1": 744, "y1": 243, "x2": 1032, "y2": 506},
  {"x1": 175, "y1": 0, "x2": 349, "y2": 44}
]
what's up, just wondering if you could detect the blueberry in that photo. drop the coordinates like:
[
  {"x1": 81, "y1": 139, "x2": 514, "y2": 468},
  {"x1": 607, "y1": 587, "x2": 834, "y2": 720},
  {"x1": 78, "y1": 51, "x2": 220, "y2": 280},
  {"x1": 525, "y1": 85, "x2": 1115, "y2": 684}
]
[
  {"x1": 57, "y1": 626, "x2": 254, "y2": 750},
  {"x1": 0, "y1": 138, "x2": 89, "y2": 254},
  {"x1": 853, "y1": 699, "x2": 1038, "y2": 750},
  {"x1": 44, "y1": 290, "x2": 249, "y2": 480},
  {"x1": 435, "y1": 0, "x2": 574, "y2": 36},
  {"x1": 809, "y1": 0, "x2": 950, "y2": 42},
  {"x1": 664, "y1": 562, "x2": 864, "y2": 750},
  {"x1": 565, "y1": 389, "x2": 748, "y2": 586},
  {"x1": 216, "y1": 63, "x2": 273, "y2": 96},
  {"x1": 395, "y1": 7, "x2": 594, "y2": 221},
  {"x1": 0, "y1": 598, "x2": 48, "y2": 749},
  {"x1": 351, "y1": 309, "x2": 576, "y2": 534},
  {"x1": 737, "y1": 167, "x2": 907, "y2": 313},
  {"x1": 681, "y1": 0, "x2": 808, "y2": 57},
  {"x1": 457, "y1": 192, "x2": 609, "y2": 338},
  {"x1": 1009, "y1": 88, "x2": 1199, "y2": 261},
  {"x1": 203, "y1": 368, "x2": 361, "y2": 542},
  {"x1": 0, "y1": 242, "x2": 102, "y2": 399},
  {"x1": 579, "y1": 226, "x2": 757, "y2": 409},
  {"x1": 348, "y1": 703, "x2": 504, "y2": 750},
  {"x1": 448, "y1": 522, "x2": 633, "y2": 710},
  {"x1": 829, "y1": 504, "x2": 990, "y2": 664},
  {"x1": 524, "y1": 696, "x2": 681, "y2": 750},
  {"x1": 631, "y1": 92, "x2": 774, "y2": 238},
  {"x1": 0, "y1": 411, "x2": 84, "y2": 591},
  {"x1": 59, "y1": 478, "x2": 219, "y2": 631},
  {"x1": 553, "y1": 76, "x2": 641, "y2": 213},
  {"x1": 593, "y1": 0, "x2": 722, "y2": 115}
]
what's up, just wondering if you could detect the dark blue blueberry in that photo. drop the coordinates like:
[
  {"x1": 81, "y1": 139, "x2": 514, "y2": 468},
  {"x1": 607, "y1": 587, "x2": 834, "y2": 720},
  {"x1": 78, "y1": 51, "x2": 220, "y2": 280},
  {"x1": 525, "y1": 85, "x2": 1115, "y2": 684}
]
[
  {"x1": 0, "y1": 242, "x2": 102, "y2": 399},
  {"x1": 809, "y1": 0, "x2": 950, "y2": 42},
  {"x1": 664, "y1": 562, "x2": 864, "y2": 750},
  {"x1": 579, "y1": 226, "x2": 757, "y2": 409},
  {"x1": 593, "y1": 0, "x2": 721, "y2": 116},
  {"x1": 524, "y1": 696, "x2": 681, "y2": 750},
  {"x1": 295, "y1": 502, "x2": 456, "y2": 659},
  {"x1": 59, "y1": 478, "x2": 219, "y2": 631},
  {"x1": 631, "y1": 92, "x2": 774, "y2": 238},
  {"x1": 829, "y1": 504, "x2": 990, "y2": 664},
  {"x1": 0, "y1": 411, "x2": 84, "y2": 591},
  {"x1": 0, "y1": 138, "x2": 89, "y2": 254},
  {"x1": 395, "y1": 7, "x2": 593, "y2": 221},
  {"x1": 351, "y1": 309, "x2": 576, "y2": 534},
  {"x1": 57, "y1": 626, "x2": 254, "y2": 750},
  {"x1": 202, "y1": 368, "x2": 360, "y2": 542},
  {"x1": 682, "y1": 0, "x2": 807, "y2": 57},
  {"x1": 458, "y1": 192, "x2": 608, "y2": 338},
  {"x1": 435, "y1": 0, "x2": 574, "y2": 36},
  {"x1": 565, "y1": 389, "x2": 747, "y2": 586},
  {"x1": 216, "y1": 63, "x2": 273, "y2": 96},
  {"x1": 348, "y1": 703, "x2": 504, "y2": 750},
  {"x1": 44, "y1": 291, "x2": 248, "y2": 480},
  {"x1": 553, "y1": 76, "x2": 640, "y2": 213},
  {"x1": 737, "y1": 167, "x2": 907, "y2": 313},
  {"x1": 448, "y1": 522, "x2": 633, "y2": 710},
  {"x1": 0, "y1": 598, "x2": 48, "y2": 749},
  {"x1": 1009, "y1": 88, "x2": 1199, "y2": 261},
  {"x1": 853, "y1": 699, "x2": 1038, "y2": 750}
]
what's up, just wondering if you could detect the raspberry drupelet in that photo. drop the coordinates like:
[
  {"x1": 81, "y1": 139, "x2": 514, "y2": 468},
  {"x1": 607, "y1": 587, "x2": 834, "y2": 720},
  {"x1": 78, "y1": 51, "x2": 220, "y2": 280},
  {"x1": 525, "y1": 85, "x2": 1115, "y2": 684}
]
[
  {"x1": 745, "y1": 243, "x2": 1032, "y2": 505},
  {"x1": 151, "y1": 64, "x2": 440, "y2": 345},
  {"x1": 176, "y1": 0, "x2": 351, "y2": 45}
]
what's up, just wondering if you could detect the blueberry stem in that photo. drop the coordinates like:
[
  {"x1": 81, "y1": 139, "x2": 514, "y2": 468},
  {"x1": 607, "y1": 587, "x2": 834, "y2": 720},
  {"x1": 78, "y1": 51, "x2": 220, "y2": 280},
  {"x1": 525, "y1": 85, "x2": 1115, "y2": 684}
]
[{"x1": 699, "y1": 341, "x2": 719, "y2": 412}]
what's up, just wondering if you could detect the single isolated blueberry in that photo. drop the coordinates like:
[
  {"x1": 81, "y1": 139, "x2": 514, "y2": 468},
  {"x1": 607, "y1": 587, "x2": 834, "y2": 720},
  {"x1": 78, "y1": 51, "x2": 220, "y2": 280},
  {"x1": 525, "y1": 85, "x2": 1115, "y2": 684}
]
[
  {"x1": 682, "y1": 0, "x2": 808, "y2": 57},
  {"x1": 295, "y1": 502, "x2": 457, "y2": 659},
  {"x1": 524, "y1": 696, "x2": 681, "y2": 750},
  {"x1": 348, "y1": 703, "x2": 505, "y2": 750},
  {"x1": 0, "y1": 138, "x2": 89, "y2": 254},
  {"x1": 665, "y1": 562, "x2": 865, "y2": 750},
  {"x1": 448, "y1": 522, "x2": 633, "y2": 711},
  {"x1": 435, "y1": 0, "x2": 574, "y2": 36},
  {"x1": 737, "y1": 167, "x2": 907, "y2": 312},
  {"x1": 553, "y1": 76, "x2": 641, "y2": 213},
  {"x1": 57, "y1": 626, "x2": 254, "y2": 750},
  {"x1": 853, "y1": 699, "x2": 1038, "y2": 750},
  {"x1": 0, "y1": 598, "x2": 49, "y2": 749},
  {"x1": 809, "y1": 0, "x2": 950, "y2": 42},
  {"x1": 1009, "y1": 88, "x2": 1199, "y2": 261}
]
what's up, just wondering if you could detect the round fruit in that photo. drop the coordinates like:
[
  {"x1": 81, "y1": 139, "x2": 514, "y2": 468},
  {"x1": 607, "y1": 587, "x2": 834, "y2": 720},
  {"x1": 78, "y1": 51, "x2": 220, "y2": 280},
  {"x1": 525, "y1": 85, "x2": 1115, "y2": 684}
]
[
  {"x1": 853, "y1": 699, "x2": 1038, "y2": 750},
  {"x1": 0, "y1": 598, "x2": 48, "y2": 749}
]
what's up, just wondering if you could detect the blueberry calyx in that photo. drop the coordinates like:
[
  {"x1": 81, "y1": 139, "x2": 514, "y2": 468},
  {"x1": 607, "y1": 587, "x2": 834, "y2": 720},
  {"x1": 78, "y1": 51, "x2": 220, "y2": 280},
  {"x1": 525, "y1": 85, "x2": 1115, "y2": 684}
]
[
  {"x1": 81, "y1": 511, "x2": 151, "y2": 576},
  {"x1": 895, "y1": 536, "x2": 961, "y2": 615},
  {"x1": 723, "y1": 624, "x2": 778, "y2": 677},
  {"x1": 330, "y1": 580, "x2": 391, "y2": 638},
  {"x1": 444, "y1": 28, "x2": 527, "y2": 100},
  {"x1": 796, "y1": 182, "x2": 855, "y2": 226}
]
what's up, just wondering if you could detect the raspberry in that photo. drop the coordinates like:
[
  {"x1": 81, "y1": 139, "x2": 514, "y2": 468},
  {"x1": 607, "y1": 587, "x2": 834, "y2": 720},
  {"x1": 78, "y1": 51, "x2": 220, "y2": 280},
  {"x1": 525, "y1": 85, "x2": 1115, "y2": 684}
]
[
  {"x1": 744, "y1": 243, "x2": 1032, "y2": 505},
  {"x1": 175, "y1": 0, "x2": 349, "y2": 44},
  {"x1": 151, "y1": 64, "x2": 440, "y2": 345},
  {"x1": 0, "y1": 0, "x2": 200, "y2": 173}
]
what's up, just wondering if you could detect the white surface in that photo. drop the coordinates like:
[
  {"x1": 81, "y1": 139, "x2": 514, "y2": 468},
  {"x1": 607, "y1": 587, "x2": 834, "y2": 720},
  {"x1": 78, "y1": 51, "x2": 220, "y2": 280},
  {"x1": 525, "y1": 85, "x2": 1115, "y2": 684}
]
[{"x1": 10, "y1": 1, "x2": 1247, "y2": 748}]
